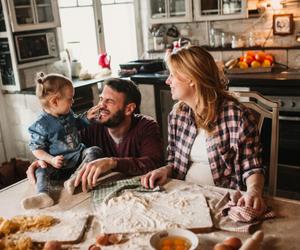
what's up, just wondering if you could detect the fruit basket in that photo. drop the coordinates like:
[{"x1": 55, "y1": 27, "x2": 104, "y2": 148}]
[
  {"x1": 225, "y1": 66, "x2": 273, "y2": 74},
  {"x1": 224, "y1": 51, "x2": 274, "y2": 74}
]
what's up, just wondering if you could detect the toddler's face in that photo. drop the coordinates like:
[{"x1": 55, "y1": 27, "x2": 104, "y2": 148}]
[{"x1": 56, "y1": 86, "x2": 74, "y2": 115}]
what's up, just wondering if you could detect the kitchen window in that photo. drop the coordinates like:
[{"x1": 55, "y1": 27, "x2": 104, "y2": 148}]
[
  {"x1": 58, "y1": 0, "x2": 99, "y2": 73},
  {"x1": 58, "y1": 0, "x2": 141, "y2": 74}
]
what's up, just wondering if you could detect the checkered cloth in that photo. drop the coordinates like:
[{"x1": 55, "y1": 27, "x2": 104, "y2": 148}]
[
  {"x1": 92, "y1": 176, "x2": 163, "y2": 204},
  {"x1": 222, "y1": 191, "x2": 275, "y2": 223},
  {"x1": 211, "y1": 190, "x2": 275, "y2": 233}
]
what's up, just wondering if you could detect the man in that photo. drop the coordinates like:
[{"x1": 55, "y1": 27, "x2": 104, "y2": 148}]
[{"x1": 27, "y1": 78, "x2": 163, "y2": 192}]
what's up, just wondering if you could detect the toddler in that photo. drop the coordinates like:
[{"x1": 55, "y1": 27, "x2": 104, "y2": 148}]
[{"x1": 22, "y1": 72, "x2": 102, "y2": 209}]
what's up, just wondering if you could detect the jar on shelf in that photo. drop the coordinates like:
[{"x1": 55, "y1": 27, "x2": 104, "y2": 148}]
[
  {"x1": 214, "y1": 30, "x2": 222, "y2": 48},
  {"x1": 223, "y1": 0, "x2": 230, "y2": 14},
  {"x1": 248, "y1": 32, "x2": 256, "y2": 47},
  {"x1": 231, "y1": 35, "x2": 237, "y2": 48},
  {"x1": 209, "y1": 28, "x2": 215, "y2": 47}
]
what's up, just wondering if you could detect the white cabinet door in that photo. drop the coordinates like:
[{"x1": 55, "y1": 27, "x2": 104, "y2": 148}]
[
  {"x1": 148, "y1": 0, "x2": 192, "y2": 24},
  {"x1": 7, "y1": 0, "x2": 60, "y2": 32},
  {"x1": 193, "y1": 0, "x2": 248, "y2": 21}
]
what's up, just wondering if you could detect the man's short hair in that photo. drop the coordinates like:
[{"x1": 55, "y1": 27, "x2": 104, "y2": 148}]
[{"x1": 104, "y1": 78, "x2": 141, "y2": 110}]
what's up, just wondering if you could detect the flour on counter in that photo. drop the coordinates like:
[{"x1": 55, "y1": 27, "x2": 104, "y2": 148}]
[{"x1": 96, "y1": 182, "x2": 213, "y2": 234}]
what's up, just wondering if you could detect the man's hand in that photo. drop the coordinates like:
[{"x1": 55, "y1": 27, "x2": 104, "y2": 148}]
[
  {"x1": 26, "y1": 160, "x2": 47, "y2": 184},
  {"x1": 51, "y1": 155, "x2": 64, "y2": 168},
  {"x1": 74, "y1": 158, "x2": 117, "y2": 192},
  {"x1": 140, "y1": 166, "x2": 171, "y2": 189},
  {"x1": 86, "y1": 104, "x2": 101, "y2": 120}
]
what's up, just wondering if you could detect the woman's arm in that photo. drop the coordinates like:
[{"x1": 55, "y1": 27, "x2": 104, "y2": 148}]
[{"x1": 237, "y1": 173, "x2": 266, "y2": 212}]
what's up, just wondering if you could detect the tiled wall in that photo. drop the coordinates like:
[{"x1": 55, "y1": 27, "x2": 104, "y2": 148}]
[
  {"x1": 144, "y1": 1, "x2": 300, "y2": 68},
  {"x1": 3, "y1": 94, "x2": 41, "y2": 162}
]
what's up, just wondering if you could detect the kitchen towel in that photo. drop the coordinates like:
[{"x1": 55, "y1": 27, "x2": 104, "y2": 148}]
[
  {"x1": 209, "y1": 190, "x2": 275, "y2": 233},
  {"x1": 92, "y1": 176, "x2": 163, "y2": 204}
]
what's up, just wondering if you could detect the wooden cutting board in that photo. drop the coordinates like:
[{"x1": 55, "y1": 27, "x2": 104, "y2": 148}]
[
  {"x1": 24, "y1": 213, "x2": 92, "y2": 244},
  {"x1": 97, "y1": 180, "x2": 214, "y2": 234}
]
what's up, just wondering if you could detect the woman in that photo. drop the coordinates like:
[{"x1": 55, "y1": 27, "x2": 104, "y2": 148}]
[{"x1": 141, "y1": 46, "x2": 265, "y2": 212}]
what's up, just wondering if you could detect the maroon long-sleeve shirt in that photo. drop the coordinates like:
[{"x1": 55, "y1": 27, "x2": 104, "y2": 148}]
[{"x1": 80, "y1": 114, "x2": 163, "y2": 176}]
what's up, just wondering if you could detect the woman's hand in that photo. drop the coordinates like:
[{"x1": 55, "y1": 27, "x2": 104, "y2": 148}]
[
  {"x1": 237, "y1": 192, "x2": 266, "y2": 214},
  {"x1": 238, "y1": 173, "x2": 266, "y2": 214},
  {"x1": 26, "y1": 160, "x2": 47, "y2": 184},
  {"x1": 141, "y1": 166, "x2": 172, "y2": 189},
  {"x1": 74, "y1": 158, "x2": 117, "y2": 192},
  {"x1": 86, "y1": 104, "x2": 101, "y2": 120}
]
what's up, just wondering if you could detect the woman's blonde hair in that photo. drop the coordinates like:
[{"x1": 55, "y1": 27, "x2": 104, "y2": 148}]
[
  {"x1": 167, "y1": 45, "x2": 234, "y2": 132},
  {"x1": 35, "y1": 72, "x2": 73, "y2": 108}
]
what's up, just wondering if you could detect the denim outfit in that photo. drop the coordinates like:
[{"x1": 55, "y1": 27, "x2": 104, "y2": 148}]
[{"x1": 29, "y1": 110, "x2": 103, "y2": 194}]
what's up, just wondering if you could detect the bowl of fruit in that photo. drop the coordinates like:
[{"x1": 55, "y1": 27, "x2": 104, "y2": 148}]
[{"x1": 225, "y1": 51, "x2": 274, "y2": 74}]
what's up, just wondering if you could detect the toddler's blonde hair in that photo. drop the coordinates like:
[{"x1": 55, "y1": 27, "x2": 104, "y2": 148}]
[{"x1": 35, "y1": 72, "x2": 73, "y2": 108}]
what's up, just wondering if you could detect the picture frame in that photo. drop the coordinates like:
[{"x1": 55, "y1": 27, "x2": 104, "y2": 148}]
[{"x1": 273, "y1": 14, "x2": 294, "y2": 36}]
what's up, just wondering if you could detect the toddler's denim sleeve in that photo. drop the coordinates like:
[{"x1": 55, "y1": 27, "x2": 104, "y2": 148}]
[
  {"x1": 72, "y1": 110, "x2": 90, "y2": 129},
  {"x1": 28, "y1": 121, "x2": 49, "y2": 152}
]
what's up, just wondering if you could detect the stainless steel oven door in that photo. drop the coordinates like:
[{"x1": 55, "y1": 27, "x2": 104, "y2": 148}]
[{"x1": 277, "y1": 114, "x2": 300, "y2": 199}]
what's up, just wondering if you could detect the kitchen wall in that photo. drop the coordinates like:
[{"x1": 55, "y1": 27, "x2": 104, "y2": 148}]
[
  {"x1": 142, "y1": 1, "x2": 300, "y2": 68},
  {"x1": 3, "y1": 94, "x2": 41, "y2": 162}
]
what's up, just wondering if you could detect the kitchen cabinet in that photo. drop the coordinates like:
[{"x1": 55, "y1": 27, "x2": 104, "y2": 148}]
[
  {"x1": 193, "y1": 0, "x2": 248, "y2": 21},
  {"x1": 148, "y1": 0, "x2": 192, "y2": 24},
  {"x1": 0, "y1": 0, "x2": 6, "y2": 32},
  {"x1": 7, "y1": 0, "x2": 60, "y2": 32},
  {"x1": 0, "y1": 0, "x2": 61, "y2": 91}
]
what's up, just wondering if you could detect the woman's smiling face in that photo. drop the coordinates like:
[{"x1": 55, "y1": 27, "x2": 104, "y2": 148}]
[{"x1": 165, "y1": 68, "x2": 195, "y2": 102}]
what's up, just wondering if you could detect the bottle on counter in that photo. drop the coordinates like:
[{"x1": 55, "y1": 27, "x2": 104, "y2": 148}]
[{"x1": 209, "y1": 28, "x2": 215, "y2": 47}]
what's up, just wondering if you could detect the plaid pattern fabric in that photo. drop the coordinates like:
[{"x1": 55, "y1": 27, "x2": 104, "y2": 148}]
[
  {"x1": 211, "y1": 190, "x2": 275, "y2": 233},
  {"x1": 167, "y1": 100, "x2": 264, "y2": 190},
  {"x1": 222, "y1": 191, "x2": 275, "y2": 223},
  {"x1": 92, "y1": 176, "x2": 162, "y2": 204}
]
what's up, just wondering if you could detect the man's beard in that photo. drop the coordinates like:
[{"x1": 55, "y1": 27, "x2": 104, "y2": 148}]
[{"x1": 100, "y1": 108, "x2": 126, "y2": 128}]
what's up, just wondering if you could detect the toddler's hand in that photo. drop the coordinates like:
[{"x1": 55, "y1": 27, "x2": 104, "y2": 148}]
[
  {"x1": 86, "y1": 104, "x2": 101, "y2": 120},
  {"x1": 51, "y1": 155, "x2": 64, "y2": 168}
]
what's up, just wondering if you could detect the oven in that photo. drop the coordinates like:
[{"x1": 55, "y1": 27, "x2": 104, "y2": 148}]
[{"x1": 267, "y1": 96, "x2": 300, "y2": 199}]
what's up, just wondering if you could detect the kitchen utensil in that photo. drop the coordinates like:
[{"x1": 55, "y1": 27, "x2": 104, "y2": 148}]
[{"x1": 98, "y1": 52, "x2": 111, "y2": 69}]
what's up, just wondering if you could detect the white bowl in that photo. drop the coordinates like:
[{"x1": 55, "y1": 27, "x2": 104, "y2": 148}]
[{"x1": 149, "y1": 228, "x2": 199, "y2": 250}]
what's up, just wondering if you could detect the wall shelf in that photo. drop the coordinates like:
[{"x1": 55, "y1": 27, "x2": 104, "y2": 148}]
[{"x1": 147, "y1": 46, "x2": 300, "y2": 54}]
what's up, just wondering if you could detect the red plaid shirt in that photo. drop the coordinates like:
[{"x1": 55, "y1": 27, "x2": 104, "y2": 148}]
[{"x1": 167, "y1": 100, "x2": 264, "y2": 191}]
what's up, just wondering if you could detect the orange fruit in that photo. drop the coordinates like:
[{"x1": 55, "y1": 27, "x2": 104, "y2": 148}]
[
  {"x1": 243, "y1": 55, "x2": 254, "y2": 65},
  {"x1": 244, "y1": 51, "x2": 255, "y2": 58},
  {"x1": 239, "y1": 61, "x2": 248, "y2": 69},
  {"x1": 251, "y1": 60, "x2": 261, "y2": 68},
  {"x1": 262, "y1": 59, "x2": 271, "y2": 67},
  {"x1": 254, "y1": 51, "x2": 266, "y2": 63},
  {"x1": 265, "y1": 54, "x2": 274, "y2": 64}
]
